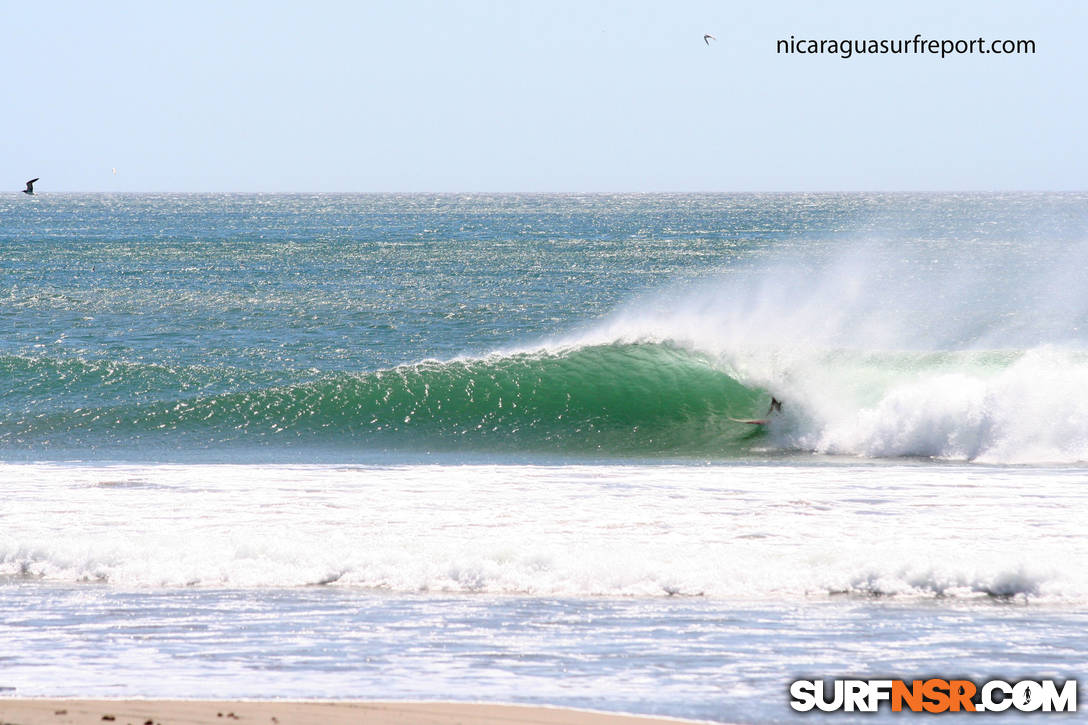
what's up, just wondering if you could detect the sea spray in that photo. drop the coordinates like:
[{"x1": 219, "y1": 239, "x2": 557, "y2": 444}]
[{"x1": 546, "y1": 236, "x2": 1088, "y2": 463}]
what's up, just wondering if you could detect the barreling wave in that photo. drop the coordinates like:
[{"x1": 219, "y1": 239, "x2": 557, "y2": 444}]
[
  {"x1": 7, "y1": 338, "x2": 1088, "y2": 463},
  {"x1": 0, "y1": 345, "x2": 767, "y2": 455}
]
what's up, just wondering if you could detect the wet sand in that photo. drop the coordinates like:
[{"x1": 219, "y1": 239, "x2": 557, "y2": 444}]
[{"x1": 0, "y1": 700, "x2": 710, "y2": 725}]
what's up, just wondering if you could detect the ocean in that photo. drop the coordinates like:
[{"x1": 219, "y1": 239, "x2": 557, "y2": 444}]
[{"x1": 1, "y1": 193, "x2": 1086, "y2": 722}]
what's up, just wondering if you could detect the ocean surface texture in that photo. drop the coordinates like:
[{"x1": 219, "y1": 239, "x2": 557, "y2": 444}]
[{"x1": 2, "y1": 193, "x2": 1086, "y2": 723}]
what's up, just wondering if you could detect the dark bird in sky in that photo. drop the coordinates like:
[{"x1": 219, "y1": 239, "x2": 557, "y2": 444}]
[
  {"x1": 703, "y1": 34, "x2": 715, "y2": 45},
  {"x1": 23, "y1": 178, "x2": 39, "y2": 195}
]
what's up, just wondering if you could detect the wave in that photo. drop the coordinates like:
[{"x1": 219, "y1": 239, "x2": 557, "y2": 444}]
[
  {"x1": 0, "y1": 345, "x2": 766, "y2": 455},
  {"x1": 6, "y1": 341, "x2": 1088, "y2": 463}
]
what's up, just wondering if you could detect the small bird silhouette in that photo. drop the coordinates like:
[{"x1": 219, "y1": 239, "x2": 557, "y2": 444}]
[
  {"x1": 23, "y1": 178, "x2": 39, "y2": 195},
  {"x1": 703, "y1": 34, "x2": 715, "y2": 45}
]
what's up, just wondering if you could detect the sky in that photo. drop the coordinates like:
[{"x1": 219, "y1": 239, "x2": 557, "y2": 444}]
[{"x1": 2, "y1": 0, "x2": 1085, "y2": 192}]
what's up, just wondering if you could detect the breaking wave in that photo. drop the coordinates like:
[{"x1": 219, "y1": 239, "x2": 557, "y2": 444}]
[
  {"x1": 5, "y1": 338, "x2": 1088, "y2": 463},
  {"x1": 0, "y1": 344, "x2": 766, "y2": 455}
]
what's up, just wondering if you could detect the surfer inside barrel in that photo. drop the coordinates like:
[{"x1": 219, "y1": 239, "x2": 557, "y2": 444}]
[{"x1": 728, "y1": 397, "x2": 783, "y2": 426}]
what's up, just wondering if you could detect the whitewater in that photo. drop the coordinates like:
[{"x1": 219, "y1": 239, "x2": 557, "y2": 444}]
[{"x1": 2, "y1": 193, "x2": 1087, "y2": 723}]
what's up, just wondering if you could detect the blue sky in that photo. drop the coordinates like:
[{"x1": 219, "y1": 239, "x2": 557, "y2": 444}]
[{"x1": 2, "y1": 1, "x2": 1083, "y2": 191}]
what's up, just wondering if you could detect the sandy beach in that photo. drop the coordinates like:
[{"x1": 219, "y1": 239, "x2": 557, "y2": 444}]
[{"x1": 0, "y1": 700, "x2": 710, "y2": 725}]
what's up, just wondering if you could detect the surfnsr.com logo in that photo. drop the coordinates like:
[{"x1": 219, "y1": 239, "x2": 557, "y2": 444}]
[{"x1": 789, "y1": 678, "x2": 1077, "y2": 713}]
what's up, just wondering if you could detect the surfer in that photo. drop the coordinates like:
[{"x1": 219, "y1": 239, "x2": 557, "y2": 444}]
[{"x1": 728, "y1": 397, "x2": 782, "y2": 426}]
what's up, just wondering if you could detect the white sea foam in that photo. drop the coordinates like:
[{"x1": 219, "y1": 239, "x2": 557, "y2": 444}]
[
  {"x1": 800, "y1": 347, "x2": 1088, "y2": 462},
  {"x1": 2, "y1": 462, "x2": 1085, "y2": 601}
]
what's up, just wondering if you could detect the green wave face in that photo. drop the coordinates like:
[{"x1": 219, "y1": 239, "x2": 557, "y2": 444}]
[{"x1": 0, "y1": 344, "x2": 767, "y2": 455}]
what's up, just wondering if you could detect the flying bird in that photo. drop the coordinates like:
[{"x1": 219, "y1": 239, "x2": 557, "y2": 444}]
[
  {"x1": 703, "y1": 34, "x2": 715, "y2": 45},
  {"x1": 23, "y1": 178, "x2": 39, "y2": 195}
]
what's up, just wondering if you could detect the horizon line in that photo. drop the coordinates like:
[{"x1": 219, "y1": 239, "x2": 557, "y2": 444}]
[{"x1": 10, "y1": 188, "x2": 1088, "y2": 195}]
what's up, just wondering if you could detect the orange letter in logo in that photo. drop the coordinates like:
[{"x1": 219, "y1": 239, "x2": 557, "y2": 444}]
[
  {"x1": 892, "y1": 680, "x2": 923, "y2": 712},
  {"x1": 922, "y1": 679, "x2": 951, "y2": 713},
  {"x1": 948, "y1": 680, "x2": 977, "y2": 712}
]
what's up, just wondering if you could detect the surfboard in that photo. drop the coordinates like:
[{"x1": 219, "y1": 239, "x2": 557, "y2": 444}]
[{"x1": 728, "y1": 417, "x2": 769, "y2": 425}]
